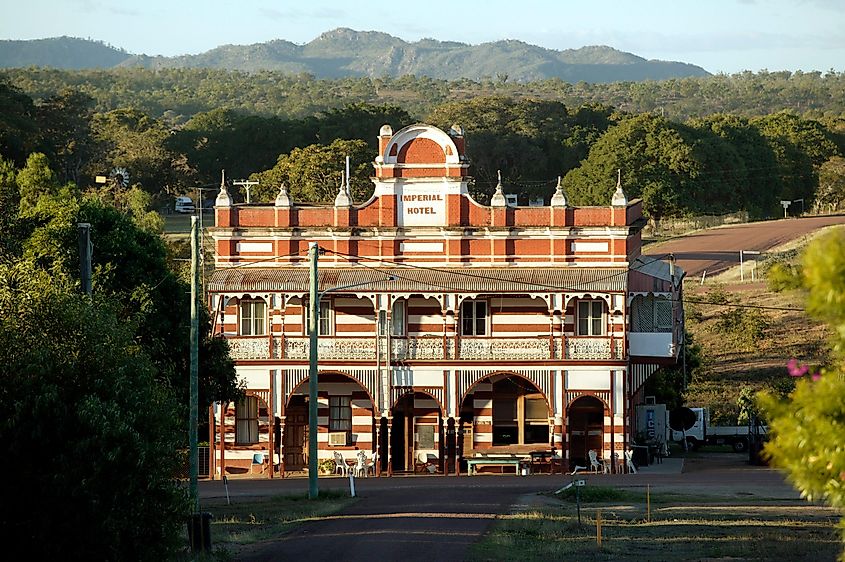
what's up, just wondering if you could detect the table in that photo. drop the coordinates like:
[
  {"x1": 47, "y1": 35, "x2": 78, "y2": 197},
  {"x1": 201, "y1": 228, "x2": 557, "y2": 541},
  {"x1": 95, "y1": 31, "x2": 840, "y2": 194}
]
[
  {"x1": 529, "y1": 450, "x2": 561, "y2": 474},
  {"x1": 466, "y1": 456, "x2": 525, "y2": 475}
]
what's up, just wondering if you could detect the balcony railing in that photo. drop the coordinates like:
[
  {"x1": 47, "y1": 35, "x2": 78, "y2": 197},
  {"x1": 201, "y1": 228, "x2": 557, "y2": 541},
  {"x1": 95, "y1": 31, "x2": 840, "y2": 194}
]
[{"x1": 226, "y1": 335, "x2": 626, "y2": 361}]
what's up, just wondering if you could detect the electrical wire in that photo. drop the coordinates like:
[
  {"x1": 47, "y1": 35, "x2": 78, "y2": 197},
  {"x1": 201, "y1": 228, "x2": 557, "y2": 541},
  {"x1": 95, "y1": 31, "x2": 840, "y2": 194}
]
[{"x1": 323, "y1": 248, "x2": 806, "y2": 312}]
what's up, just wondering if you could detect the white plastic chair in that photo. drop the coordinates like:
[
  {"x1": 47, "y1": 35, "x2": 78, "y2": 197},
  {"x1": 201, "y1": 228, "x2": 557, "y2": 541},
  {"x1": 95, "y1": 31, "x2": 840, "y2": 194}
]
[
  {"x1": 333, "y1": 451, "x2": 348, "y2": 476},
  {"x1": 354, "y1": 450, "x2": 367, "y2": 477},
  {"x1": 363, "y1": 450, "x2": 377, "y2": 476},
  {"x1": 588, "y1": 450, "x2": 606, "y2": 474},
  {"x1": 625, "y1": 449, "x2": 638, "y2": 474}
]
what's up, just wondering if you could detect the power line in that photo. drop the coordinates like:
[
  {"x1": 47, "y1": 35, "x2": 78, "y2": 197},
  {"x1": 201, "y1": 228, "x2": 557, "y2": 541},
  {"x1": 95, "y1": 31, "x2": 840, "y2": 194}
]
[{"x1": 324, "y1": 248, "x2": 807, "y2": 312}]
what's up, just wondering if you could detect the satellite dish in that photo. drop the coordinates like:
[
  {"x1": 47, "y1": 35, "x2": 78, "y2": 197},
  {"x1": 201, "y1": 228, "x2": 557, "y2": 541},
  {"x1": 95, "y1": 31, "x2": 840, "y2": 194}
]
[
  {"x1": 669, "y1": 407, "x2": 697, "y2": 432},
  {"x1": 110, "y1": 167, "x2": 130, "y2": 188}
]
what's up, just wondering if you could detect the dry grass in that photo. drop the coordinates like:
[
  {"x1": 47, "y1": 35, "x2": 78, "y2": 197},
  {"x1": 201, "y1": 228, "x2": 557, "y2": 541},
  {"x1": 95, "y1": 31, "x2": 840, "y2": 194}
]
[
  {"x1": 683, "y1": 277, "x2": 832, "y2": 424},
  {"x1": 197, "y1": 490, "x2": 355, "y2": 559},
  {"x1": 471, "y1": 489, "x2": 841, "y2": 561}
]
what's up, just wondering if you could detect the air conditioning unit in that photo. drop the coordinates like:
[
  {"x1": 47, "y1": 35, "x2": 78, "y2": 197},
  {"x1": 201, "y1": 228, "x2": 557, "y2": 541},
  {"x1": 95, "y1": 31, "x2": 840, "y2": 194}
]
[{"x1": 328, "y1": 432, "x2": 347, "y2": 446}]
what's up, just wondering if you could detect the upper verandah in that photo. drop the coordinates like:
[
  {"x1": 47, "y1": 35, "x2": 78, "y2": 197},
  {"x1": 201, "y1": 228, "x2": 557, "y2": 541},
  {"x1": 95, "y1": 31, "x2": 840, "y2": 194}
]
[{"x1": 213, "y1": 123, "x2": 644, "y2": 231}]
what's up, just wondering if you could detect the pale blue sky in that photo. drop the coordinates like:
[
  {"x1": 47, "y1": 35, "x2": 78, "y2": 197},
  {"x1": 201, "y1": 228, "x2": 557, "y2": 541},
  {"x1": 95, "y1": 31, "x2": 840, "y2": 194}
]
[{"x1": 2, "y1": 0, "x2": 843, "y2": 74}]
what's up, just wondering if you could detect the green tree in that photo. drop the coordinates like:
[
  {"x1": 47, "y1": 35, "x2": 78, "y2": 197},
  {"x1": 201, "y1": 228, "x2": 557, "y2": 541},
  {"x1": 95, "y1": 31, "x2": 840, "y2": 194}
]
[
  {"x1": 752, "y1": 112, "x2": 840, "y2": 208},
  {"x1": 17, "y1": 191, "x2": 238, "y2": 410},
  {"x1": 0, "y1": 79, "x2": 38, "y2": 165},
  {"x1": 759, "y1": 228, "x2": 845, "y2": 553},
  {"x1": 16, "y1": 152, "x2": 63, "y2": 213},
  {"x1": 0, "y1": 260, "x2": 189, "y2": 559},
  {"x1": 563, "y1": 114, "x2": 695, "y2": 224},
  {"x1": 91, "y1": 108, "x2": 191, "y2": 194},
  {"x1": 0, "y1": 156, "x2": 20, "y2": 256},
  {"x1": 815, "y1": 156, "x2": 845, "y2": 213},
  {"x1": 35, "y1": 87, "x2": 96, "y2": 185},
  {"x1": 427, "y1": 96, "x2": 580, "y2": 203},
  {"x1": 251, "y1": 139, "x2": 374, "y2": 203}
]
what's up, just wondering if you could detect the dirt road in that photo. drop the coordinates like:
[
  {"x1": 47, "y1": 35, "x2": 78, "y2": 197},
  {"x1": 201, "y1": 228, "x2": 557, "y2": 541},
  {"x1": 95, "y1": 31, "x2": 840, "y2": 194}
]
[{"x1": 643, "y1": 215, "x2": 845, "y2": 278}]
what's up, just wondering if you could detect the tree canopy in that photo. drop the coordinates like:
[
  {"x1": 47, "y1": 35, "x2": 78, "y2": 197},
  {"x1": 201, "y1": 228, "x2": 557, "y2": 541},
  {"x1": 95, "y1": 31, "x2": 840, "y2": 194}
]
[{"x1": 759, "y1": 228, "x2": 845, "y2": 557}]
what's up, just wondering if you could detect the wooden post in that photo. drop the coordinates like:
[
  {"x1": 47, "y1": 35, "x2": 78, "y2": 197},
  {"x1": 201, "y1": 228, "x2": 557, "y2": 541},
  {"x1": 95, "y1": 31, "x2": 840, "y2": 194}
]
[{"x1": 597, "y1": 509, "x2": 602, "y2": 549}]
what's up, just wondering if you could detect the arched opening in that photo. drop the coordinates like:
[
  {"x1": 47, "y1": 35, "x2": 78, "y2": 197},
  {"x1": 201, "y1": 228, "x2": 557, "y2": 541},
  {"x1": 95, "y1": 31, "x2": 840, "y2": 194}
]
[
  {"x1": 284, "y1": 372, "x2": 376, "y2": 473},
  {"x1": 459, "y1": 373, "x2": 551, "y2": 465},
  {"x1": 390, "y1": 391, "x2": 443, "y2": 473},
  {"x1": 568, "y1": 395, "x2": 606, "y2": 468}
]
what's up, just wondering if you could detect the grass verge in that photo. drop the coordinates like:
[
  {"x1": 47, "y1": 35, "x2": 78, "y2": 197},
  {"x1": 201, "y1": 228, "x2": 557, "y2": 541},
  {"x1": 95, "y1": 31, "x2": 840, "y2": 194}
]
[
  {"x1": 471, "y1": 487, "x2": 840, "y2": 561},
  {"x1": 200, "y1": 490, "x2": 355, "y2": 559}
]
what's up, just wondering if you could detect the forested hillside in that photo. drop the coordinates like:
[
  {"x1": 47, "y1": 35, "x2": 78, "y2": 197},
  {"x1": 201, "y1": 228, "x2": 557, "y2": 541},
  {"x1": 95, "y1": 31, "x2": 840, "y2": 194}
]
[
  {"x1": 3, "y1": 67, "x2": 843, "y2": 124},
  {"x1": 1, "y1": 68, "x2": 844, "y2": 224}
]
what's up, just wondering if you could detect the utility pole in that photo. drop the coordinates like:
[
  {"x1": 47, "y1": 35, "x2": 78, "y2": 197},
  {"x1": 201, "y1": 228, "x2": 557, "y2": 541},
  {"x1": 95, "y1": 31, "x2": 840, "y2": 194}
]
[
  {"x1": 190, "y1": 216, "x2": 200, "y2": 511},
  {"x1": 77, "y1": 223, "x2": 93, "y2": 297},
  {"x1": 308, "y1": 242, "x2": 320, "y2": 499},
  {"x1": 233, "y1": 179, "x2": 259, "y2": 204}
]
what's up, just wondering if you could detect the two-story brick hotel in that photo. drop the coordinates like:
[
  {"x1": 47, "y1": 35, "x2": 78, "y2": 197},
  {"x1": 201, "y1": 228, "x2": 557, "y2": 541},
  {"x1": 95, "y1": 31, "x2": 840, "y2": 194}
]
[{"x1": 207, "y1": 123, "x2": 683, "y2": 477}]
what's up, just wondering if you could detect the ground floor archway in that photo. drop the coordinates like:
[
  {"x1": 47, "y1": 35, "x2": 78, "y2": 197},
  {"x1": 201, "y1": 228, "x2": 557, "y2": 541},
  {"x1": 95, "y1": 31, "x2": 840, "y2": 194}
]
[
  {"x1": 390, "y1": 391, "x2": 443, "y2": 473},
  {"x1": 283, "y1": 371, "x2": 377, "y2": 475},
  {"x1": 567, "y1": 395, "x2": 606, "y2": 468},
  {"x1": 459, "y1": 373, "x2": 552, "y2": 467}
]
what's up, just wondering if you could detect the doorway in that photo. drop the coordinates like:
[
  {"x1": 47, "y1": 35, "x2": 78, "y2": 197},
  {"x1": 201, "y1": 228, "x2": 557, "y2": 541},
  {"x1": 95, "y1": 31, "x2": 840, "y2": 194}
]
[
  {"x1": 283, "y1": 396, "x2": 307, "y2": 470},
  {"x1": 568, "y1": 396, "x2": 605, "y2": 468}
]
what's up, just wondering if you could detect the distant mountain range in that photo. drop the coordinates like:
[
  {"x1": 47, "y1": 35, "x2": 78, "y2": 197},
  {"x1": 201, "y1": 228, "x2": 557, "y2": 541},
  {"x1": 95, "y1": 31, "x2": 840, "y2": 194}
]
[{"x1": 0, "y1": 29, "x2": 710, "y2": 83}]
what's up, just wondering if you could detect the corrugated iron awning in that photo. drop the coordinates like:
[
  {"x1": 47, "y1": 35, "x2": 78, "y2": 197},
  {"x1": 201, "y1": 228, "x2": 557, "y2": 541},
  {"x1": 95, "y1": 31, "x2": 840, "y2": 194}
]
[{"x1": 208, "y1": 266, "x2": 628, "y2": 294}]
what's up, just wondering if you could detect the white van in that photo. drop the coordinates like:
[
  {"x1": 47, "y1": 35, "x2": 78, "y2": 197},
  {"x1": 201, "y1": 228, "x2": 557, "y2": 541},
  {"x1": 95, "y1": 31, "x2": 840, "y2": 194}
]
[{"x1": 174, "y1": 196, "x2": 195, "y2": 214}]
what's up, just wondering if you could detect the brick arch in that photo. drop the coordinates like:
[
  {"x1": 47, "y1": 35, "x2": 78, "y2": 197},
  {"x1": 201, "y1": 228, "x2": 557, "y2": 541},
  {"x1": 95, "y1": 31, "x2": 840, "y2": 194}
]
[
  {"x1": 390, "y1": 387, "x2": 445, "y2": 415},
  {"x1": 396, "y1": 137, "x2": 446, "y2": 164},
  {"x1": 459, "y1": 370, "x2": 552, "y2": 418},
  {"x1": 285, "y1": 370, "x2": 376, "y2": 410},
  {"x1": 565, "y1": 391, "x2": 611, "y2": 413}
]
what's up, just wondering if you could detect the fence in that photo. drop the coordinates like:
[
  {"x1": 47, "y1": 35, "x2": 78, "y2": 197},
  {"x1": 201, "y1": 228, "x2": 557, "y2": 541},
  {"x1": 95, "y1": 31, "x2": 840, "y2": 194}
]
[{"x1": 646, "y1": 211, "x2": 749, "y2": 238}]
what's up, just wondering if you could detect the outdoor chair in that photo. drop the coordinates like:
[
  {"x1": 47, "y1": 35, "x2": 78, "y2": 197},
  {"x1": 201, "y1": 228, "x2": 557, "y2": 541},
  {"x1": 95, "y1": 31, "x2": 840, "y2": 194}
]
[
  {"x1": 416, "y1": 452, "x2": 438, "y2": 474},
  {"x1": 250, "y1": 452, "x2": 267, "y2": 474},
  {"x1": 333, "y1": 451, "x2": 348, "y2": 476},
  {"x1": 625, "y1": 449, "x2": 638, "y2": 474},
  {"x1": 588, "y1": 450, "x2": 607, "y2": 474},
  {"x1": 363, "y1": 450, "x2": 377, "y2": 476},
  {"x1": 354, "y1": 450, "x2": 367, "y2": 477}
]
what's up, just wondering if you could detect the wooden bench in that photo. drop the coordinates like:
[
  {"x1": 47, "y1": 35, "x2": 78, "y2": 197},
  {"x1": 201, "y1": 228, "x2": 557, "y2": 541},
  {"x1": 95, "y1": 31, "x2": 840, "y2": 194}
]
[{"x1": 466, "y1": 455, "x2": 526, "y2": 475}]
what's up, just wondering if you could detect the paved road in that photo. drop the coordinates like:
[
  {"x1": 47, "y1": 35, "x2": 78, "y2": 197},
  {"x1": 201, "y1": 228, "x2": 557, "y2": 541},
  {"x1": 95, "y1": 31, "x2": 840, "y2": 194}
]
[
  {"x1": 643, "y1": 215, "x2": 845, "y2": 278},
  {"x1": 227, "y1": 476, "x2": 548, "y2": 562},
  {"x1": 203, "y1": 455, "x2": 798, "y2": 562}
]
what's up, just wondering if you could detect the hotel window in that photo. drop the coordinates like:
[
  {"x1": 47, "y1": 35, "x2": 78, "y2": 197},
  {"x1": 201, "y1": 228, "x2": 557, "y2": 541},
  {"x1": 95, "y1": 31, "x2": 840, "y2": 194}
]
[
  {"x1": 239, "y1": 299, "x2": 266, "y2": 336},
  {"x1": 577, "y1": 300, "x2": 605, "y2": 336},
  {"x1": 461, "y1": 300, "x2": 487, "y2": 336},
  {"x1": 304, "y1": 300, "x2": 332, "y2": 336},
  {"x1": 329, "y1": 396, "x2": 352, "y2": 434},
  {"x1": 235, "y1": 396, "x2": 259, "y2": 444}
]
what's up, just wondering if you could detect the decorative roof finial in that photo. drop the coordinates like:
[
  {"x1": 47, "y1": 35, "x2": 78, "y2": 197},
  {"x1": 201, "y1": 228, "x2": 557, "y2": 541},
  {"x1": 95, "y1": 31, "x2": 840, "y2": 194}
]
[
  {"x1": 490, "y1": 169, "x2": 507, "y2": 207},
  {"x1": 550, "y1": 175, "x2": 568, "y2": 207},
  {"x1": 334, "y1": 172, "x2": 352, "y2": 208},
  {"x1": 274, "y1": 182, "x2": 291, "y2": 207},
  {"x1": 215, "y1": 168, "x2": 231, "y2": 207},
  {"x1": 611, "y1": 168, "x2": 628, "y2": 206}
]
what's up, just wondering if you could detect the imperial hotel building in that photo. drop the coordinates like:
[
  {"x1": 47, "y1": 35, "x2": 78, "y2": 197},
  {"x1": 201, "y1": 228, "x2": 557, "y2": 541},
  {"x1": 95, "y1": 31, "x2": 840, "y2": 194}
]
[{"x1": 207, "y1": 123, "x2": 683, "y2": 476}]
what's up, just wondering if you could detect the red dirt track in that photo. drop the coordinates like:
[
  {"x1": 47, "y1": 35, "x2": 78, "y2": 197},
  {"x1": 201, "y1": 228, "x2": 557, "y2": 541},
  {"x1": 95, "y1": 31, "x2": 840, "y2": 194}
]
[{"x1": 643, "y1": 215, "x2": 845, "y2": 278}]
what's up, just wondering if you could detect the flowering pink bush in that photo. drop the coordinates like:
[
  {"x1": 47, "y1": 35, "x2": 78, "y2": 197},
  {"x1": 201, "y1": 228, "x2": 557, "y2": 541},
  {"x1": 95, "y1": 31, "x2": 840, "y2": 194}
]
[{"x1": 786, "y1": 358, "x2": 820, "y2": 381}]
